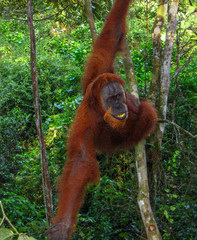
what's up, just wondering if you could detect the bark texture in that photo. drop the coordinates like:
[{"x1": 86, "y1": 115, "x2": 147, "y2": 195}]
[
  {"x1": 27, "y1": 0, "x2": 54, "y2": 225},
  {"x1": 120, "y1": 3, "x2": 162, "y2": 239},
  {"x1": 136, "y1": 142, "x2": 162, "y2": 240},
  {"x1": 148, "y1": 0, "x2": 168, "y2": 105},
  {"x1": 147, "y1": 0, "x2": 168, "y2": 209},
  {"x1": 147, "y1": 0, "x2": 179, "y2": 211},
  {"x1": 121, "y1": 37, "x2": 139, "y2": 101},
  {"x1": 85, "y1": 0, "x2": 97, "y2": 43},
  {"x1": 158, "y1": 0, "x2": 179, "y2": 142}
]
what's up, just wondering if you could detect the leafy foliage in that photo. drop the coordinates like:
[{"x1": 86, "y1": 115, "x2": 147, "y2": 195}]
[{"x1": 0, "y1": 1, "x2": 196, "y2": 239}]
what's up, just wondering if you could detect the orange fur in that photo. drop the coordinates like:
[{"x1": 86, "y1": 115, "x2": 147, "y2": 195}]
[
  {"x1": 46, "y1": 1, "x2": 158, "y2": 239},
  {"x1": 104, "y1": 108, "x2": 127, "y2": 128},
  {"x1": 132, "y1": 101, "x2": 158, "y2": 144},
  {"x1": 82, "y1": 0, "x2": 131, "y2": 93}
]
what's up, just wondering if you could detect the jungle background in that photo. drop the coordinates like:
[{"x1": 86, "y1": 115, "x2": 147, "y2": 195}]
[{"x1": 0, "y1": 0, "x2": 196, "y2": 239}]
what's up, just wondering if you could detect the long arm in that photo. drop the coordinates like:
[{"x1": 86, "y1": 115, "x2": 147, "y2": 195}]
[
  {"x1": 46, "y1": 127, "x2": 100, "y2": 240},
  {"x1": 82, "y1": 0, "x2": 131, "y2": 93}
]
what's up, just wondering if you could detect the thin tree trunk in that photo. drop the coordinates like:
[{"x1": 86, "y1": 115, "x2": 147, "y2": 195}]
[
  {"x1": 148, "y1": 0, "x2": 168, "y2": 105},
  {"x1": 135, "y1": 142, "x2": 162, "y2": 240},
  {"x1": 147, "y1": 0, "x2": 168, "y2": 210},
  {"x1": 27, "y1": 0, "x2": 54, "y2": 225},
  {"x1": 120, "y1": 5, "x2": 162, "y2": 239},
  {"x1": 172, "y1": 29, "x2": 180, "y2": 125},
  {"x1": 85, "y1": 0, "x2": 97, "y2": 43},
  {"x1": 147, "y1": 0, "x2": 179, "y2": 213},
  {"x1": 158, "y1": 0, "x2": 179, "y2": 143},
  {"x1": 121, "y1": 38, "x2": 139, "y2": 101}
]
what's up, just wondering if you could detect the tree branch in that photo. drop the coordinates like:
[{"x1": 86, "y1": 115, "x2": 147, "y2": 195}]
[
  {"x1": 34, "y1": 8, "x2": 67, "y2": 21},
  {"x1": 35, "y1": 7, "x2": 54, "y2": 13},
  {"x1": 0, "y1": 201, "x2": 19, "y2": 235},
  {"x1": 3, "y1": 7, "x2": 53, "y2": 15},
  {"x1": 189, "y1": 26, "x2": 197, "y2": 36},
  {"x1": 158, "y1": 119, "x2": 197, "y2": 138},
  {"x1": 170, "y1": 56, "x2": 193, "y2": 81},
  {"x1": 3, "y1": 10, "x2": 27, "y2": 14},
  {"x1": 85, "y1": 0, "x2": 97, "y2": 43},
  {"x1": 1, "y1": 7, "x2": 67, "y2": 22},
  {"x1": 0, "y1": 17, "x2": 27, "y2": 22}
]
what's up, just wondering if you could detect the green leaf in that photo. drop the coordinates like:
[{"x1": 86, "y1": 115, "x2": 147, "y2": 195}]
[
  {"x1": 119, "y1": 232, "x2": 129, "y2": 239},
  {"x1": 0, "y1": 228, "x2": 14, "y2": 240},
  {"x1": 172, "y1": 194, "x2": 178, "y2": 198},
  {"x1": 18, "y1": 234, "x2": 37, "y2": 240},
  {"x1": 187, "y1": 6, "x2": 195, "y2": 14},
  {"x1": 170, "y1": 206, "x2": 176, "y2": 211},
  {"x1": 164, "y1": 210, "x2": 169, "y2": 219}
]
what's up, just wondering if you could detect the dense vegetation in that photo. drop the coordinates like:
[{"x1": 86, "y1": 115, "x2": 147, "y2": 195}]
[{"x1": 0, "y1": 1, "x2": 196, "y2": 239}]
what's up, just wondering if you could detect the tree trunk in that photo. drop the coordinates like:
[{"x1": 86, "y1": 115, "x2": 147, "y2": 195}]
[
  {"x1": 147, "y1": 0, "x2": 179, "y2": 211},
  {"x1": 120, "y1": 5, "x2": 162, "y2": 239},
  {"x1": 148, "y1": 0, "x2": 168, "y2": 105},
  {"x1": 136, "y1": 142, "x2": 162, "y2": 240},
  {"x1": 121, "y1": 38, "x2": 139, "y2": 101},
  {"x1": 85, "y1": 0, "x2": 97, "y2": 43},
  {"x1": 147, "y1": 0, "x2": 168, "y2": 210},
  {"x1": 158, "y1": 0, "x2": 179, "y2": 140},
  {"x1": 27, "y1": 0, "x2": 54, "y2": 225}
]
